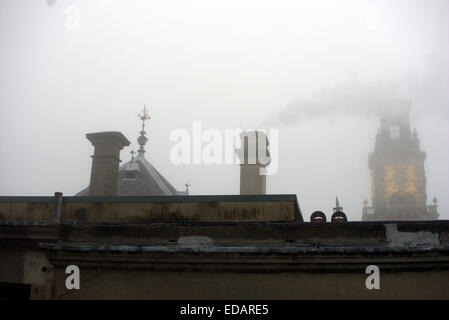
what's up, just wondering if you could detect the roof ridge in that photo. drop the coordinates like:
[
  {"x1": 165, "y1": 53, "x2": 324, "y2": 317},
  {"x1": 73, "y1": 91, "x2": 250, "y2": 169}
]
[{"x1": 136, "y1": 157, "x2": 174, "y2": 195}]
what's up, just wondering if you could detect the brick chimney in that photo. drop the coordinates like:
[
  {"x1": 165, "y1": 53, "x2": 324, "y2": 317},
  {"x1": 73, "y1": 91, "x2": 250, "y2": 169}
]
[
  {"x1": 86, "y1": 131, "x2": 130, "y2": 196},
  {"x1": 237, "y1": 130, "x2": 271, "y2": 195}
]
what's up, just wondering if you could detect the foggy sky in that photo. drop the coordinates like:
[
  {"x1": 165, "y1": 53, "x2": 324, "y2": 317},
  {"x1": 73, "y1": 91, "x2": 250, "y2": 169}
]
[{"x1": 0, "y1": 0, "x2": 448, "y2": 220}]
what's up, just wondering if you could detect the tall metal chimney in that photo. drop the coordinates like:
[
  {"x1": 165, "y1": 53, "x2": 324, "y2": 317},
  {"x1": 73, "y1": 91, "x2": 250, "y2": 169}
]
[
  {"x1": 237, "y1": 130, "x2": 271, "y2": 195},
  {"x1": 86, "y1": 131, "x2": 130, "y2": 196}
]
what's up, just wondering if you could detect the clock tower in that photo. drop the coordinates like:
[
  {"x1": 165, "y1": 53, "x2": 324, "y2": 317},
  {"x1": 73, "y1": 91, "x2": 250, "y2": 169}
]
[{"x1": 362, "y1": 100, "x2": 439, "y2": 221}]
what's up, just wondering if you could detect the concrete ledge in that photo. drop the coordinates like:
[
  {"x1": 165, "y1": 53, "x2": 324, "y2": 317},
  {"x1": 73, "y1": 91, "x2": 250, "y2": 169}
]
[{"x1": 40, "y1": 241, "x2": 449, "y2": 273}]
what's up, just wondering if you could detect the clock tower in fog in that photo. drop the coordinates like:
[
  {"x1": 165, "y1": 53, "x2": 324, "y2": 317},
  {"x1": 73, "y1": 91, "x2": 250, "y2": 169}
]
[{"x1": 362, "y1": 100, "x2": 439, "y2": 221}]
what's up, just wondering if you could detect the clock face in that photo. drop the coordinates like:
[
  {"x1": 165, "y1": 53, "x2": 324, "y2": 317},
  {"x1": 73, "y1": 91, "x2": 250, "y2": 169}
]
[
  {"x1": 383, "y1": 165, "x2": 418, "y2": 201},
  {"x1": 393, "y1": 171, "x2": 408, "y2": 188}
]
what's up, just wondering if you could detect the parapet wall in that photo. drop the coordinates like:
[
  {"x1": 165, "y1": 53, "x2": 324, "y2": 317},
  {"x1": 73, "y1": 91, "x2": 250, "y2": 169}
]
[{"x1": 0, "y1": 195, "x2": 302, "y2": 224}]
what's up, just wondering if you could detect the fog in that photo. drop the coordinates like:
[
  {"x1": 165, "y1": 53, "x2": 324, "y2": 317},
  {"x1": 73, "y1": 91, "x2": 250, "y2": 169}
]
[{"x1": 0, "y1": 0, "x2": 448, "y2": 220}]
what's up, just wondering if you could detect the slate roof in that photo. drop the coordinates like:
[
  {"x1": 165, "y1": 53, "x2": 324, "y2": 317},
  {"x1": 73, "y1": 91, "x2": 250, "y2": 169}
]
[{"x1": 75, "y1": 153, "x2": 183, "y2": 196}]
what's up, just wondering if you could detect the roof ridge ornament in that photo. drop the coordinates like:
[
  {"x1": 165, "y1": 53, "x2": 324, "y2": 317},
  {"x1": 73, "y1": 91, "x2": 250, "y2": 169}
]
[{"x1": 137, "y1": 105, "x2": 150, "y2": 156}]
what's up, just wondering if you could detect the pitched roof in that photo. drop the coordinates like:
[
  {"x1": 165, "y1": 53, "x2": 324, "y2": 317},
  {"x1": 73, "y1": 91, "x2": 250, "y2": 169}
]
[{"x1": 75, "y1": 154, "x2": 182, "y2": 196}]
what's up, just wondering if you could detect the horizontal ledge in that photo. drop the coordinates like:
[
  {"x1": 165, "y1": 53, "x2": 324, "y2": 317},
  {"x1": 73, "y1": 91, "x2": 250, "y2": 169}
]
[
  {"x1": 0, "y1": 194, "x2": 299, "y2": 203},
  {"x1": 64, "y1": 194, "x2": 300, "y2": 203},
  {"x1": 39, "y1": 242, "x2": 449, "y2": 255},
  {"x1": 0, "y1": 196, "x2": 55, "y2": 202}
]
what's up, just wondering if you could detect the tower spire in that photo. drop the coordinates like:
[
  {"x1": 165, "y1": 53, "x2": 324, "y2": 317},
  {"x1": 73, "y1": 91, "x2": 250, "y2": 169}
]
[{"x1": 137, "y1": 105, "x2": 150, "y2": 156}]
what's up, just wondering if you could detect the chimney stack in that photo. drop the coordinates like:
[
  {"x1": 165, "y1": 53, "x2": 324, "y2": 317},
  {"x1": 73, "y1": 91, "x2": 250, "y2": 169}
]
[
  {"x1": 237, "y1": 130, "x2": 271, "y2": 195},
  {"x1": 86, "y1": 131, "x2": 130, "y2": 196}
]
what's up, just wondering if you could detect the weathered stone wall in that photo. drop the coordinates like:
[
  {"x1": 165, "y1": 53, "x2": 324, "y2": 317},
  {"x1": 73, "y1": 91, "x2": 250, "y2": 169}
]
[
  {"x1": 0, "y1": 195, "x2": 300, "y2": 223},
  {"x1": 0, "y1": 199, "x2": 53, "y2": 222},
  {"x1": 51, "y1": 269, "x2": 449, "y2": 300}
]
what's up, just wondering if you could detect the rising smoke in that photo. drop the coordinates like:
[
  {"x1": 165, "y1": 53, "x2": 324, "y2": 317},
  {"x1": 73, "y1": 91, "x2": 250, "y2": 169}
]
[
  {"x1": 262, "y1": 53, "x2": 449, "y2": 128},
  {"x1": 263, "y1": 79, "x2": 399, "y2": 127}
]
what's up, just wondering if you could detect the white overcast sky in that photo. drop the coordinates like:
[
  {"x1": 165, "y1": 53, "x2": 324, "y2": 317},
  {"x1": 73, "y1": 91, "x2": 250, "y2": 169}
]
[{"x1": 0, "y1": 0, "x2": 448, "y2": 221}]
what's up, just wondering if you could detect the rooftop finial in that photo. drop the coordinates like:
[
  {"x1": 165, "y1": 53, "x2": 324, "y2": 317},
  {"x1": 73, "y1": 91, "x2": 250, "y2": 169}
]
[
  {"x1": 137, "y1": 105, "x2": 150, "y2": 156},
  {"x1": 185, "y1": 182, "x2": 191, "y2": 194},
  {"x1": 333, "y1": 197, "x2": 343, "y2": 212}
]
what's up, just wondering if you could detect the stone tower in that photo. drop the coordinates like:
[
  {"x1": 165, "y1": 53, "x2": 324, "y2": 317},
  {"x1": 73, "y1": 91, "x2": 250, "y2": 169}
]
[{"x1": 362, "y1": 100, "x2": 439, "y2": 221}]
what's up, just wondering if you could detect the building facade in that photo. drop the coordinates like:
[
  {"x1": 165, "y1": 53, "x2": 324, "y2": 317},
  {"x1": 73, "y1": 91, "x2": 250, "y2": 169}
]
[{"x1": 1, "y1": 194, "x2": 449, "y2": 300}]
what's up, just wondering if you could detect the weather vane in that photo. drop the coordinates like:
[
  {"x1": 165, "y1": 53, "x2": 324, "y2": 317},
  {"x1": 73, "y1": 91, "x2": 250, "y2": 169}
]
[
  {"x1": 139, "y1": 105, "x2": 150, "y2": 123},
  {"x1": 137, "y1": 105, "x2": 151, "y2": 155}
]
